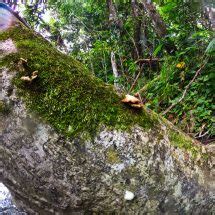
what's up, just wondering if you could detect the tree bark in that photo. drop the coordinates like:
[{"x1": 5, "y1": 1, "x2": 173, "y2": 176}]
[
  {"x1": 140, "y1": 1, "x2": 177, "y2": 54},
  {"x1": 0, "y1": 19, "x2": 214, "y2": 214},
  {"x1": 107, "y1": 0, "x2": 122, "y2": 90},
  {"x1": 110, "y1": 51, "x2": 120, "y2": 89},
  {"x1": 106, "y1": 0, "x2": 122, "y2": 28},
  {"x1": 131, "y1": 0, "x2": 142, "y2": 60},
  {"x1": 141, "y1": 0, "x2": 167, "y2": 38}
]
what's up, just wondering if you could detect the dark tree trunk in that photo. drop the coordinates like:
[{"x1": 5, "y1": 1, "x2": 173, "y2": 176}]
[
  {"x1": 131, "y1": 0, "x2": 142, "y2": 60},
  {"x1": 140, "y1": 1, "x2": 177, "y2": 54},
  {"x1": 106, "y1": 0, "x2": 123, "y2": 28},
  {"x1": 141, "y1": 0, "x2": 167, "y2": 38}
]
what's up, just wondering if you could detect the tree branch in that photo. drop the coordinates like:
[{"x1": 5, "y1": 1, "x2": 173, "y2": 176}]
[
  {"x1": 137, "y1": 74, "x2": 161, "y2": 94},
  {"x1": 111, "y1": 51, "x2": 120, "y2": 89}
]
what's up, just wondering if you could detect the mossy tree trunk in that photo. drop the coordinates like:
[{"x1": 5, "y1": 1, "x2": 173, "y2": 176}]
[{"x1": 0, "y1": 23, "x2": 214, "y2": 214}]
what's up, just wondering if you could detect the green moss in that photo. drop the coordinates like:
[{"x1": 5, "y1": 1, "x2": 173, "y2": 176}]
[
  {"x1": 106, "y1": 148, "x2": 121, "y2": 164},
  {"x1": 0, "y1": 101, "x2": 10, "y2": 115},
  {"x1": 0, "y1": 25, "x2": 154, "y2": 138},
  {"x1": 169, "y1": 130, "x2": 199, "y2": 157}
]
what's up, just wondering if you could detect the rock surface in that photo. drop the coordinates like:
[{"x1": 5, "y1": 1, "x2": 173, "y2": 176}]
[{"x1": 0, "y1": 29, "x2": 214, "y2": 214}]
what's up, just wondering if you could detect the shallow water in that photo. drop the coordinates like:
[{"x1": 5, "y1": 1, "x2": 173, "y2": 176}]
[{"x1": 0, "y1": 183, "x2": 26, "y2": 214}]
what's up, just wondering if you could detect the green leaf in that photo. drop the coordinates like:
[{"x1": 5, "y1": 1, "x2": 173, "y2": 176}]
[
  {"x1": 205, "y1": 38, "x2": 215, "y2": 54},
  {"x1": 153, "y1": 44, "x2": 163, "y2": 57}
]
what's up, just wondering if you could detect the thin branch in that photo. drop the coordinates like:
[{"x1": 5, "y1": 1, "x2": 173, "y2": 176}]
[
  {"x1": 124, "y1": 28, "x2": 140, "y2": 60},
  {"x1": 137, "y1": 74, "x2": 161, "y2": 94},
  {"x1": 162, "y1": 62, "x2": 207, "y2": 116},
  {"x1": 129, "y1": 69, "x2": 142, "y2": 93},
  {"x1": 135, "y1": 58, "x2": 163, "y2": 64},
  {"x1": 196, "y1": 130, "x2": 209, "y2": 138},
  {"x1": 111, "y1": 51, "x2": 120, "y2": 89},
  {"x1": 202, "y1": 138, "x2": 215, "y2": 144}
]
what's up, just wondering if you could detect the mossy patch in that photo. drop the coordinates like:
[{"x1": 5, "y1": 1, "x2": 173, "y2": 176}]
[
  {"x1": 0, "y1": 25, "x2": 154, "y2": 139},
  {"x1": 0, "y1": 101, "x2": 11, "y2": 115},
  {"x1": 169, "y1": 130, "x2": 199, "y2": 157},
  {"x1": 106, "y1": 148, "x2": 121, "y2": 164}
]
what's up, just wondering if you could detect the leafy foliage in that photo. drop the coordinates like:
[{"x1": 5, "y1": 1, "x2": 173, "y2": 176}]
[
  {"x1": 13, "y1": 0, "x2": 215, "y2": 143},
  {"x1": 206, "y1": 38, "x2": 215, "y2": 54}
]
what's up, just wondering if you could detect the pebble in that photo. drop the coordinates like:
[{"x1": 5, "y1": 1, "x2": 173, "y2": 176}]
[{"x1": 124, "y1": 190, "x2": 135, "y2": 201}]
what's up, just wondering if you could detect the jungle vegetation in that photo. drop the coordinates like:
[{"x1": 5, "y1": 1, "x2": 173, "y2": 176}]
[{"x1": 6, "y1": 0, "x2": 215, "y2": 144}]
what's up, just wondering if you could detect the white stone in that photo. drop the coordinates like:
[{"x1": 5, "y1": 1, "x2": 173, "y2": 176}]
[{"x1": 124, "y1": 190, "x2": 135, "y2": 201}]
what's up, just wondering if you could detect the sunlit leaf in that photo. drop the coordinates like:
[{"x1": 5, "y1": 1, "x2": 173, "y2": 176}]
[
  {"x1": 205, "y1": 38, "x2": 215, "y2": 54},
  {"x1": 176, "y1": 62, "x2": 185, "y2": 69}
]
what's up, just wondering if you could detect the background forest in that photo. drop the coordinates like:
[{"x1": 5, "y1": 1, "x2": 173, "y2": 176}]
[{"x1": 7, "y1": 0, "x2": 215, "y2": 144}]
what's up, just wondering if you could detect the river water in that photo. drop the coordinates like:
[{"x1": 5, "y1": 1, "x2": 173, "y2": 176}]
[{"x1": 0, "y1": 183, "x2": 26, "y2": 214}]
